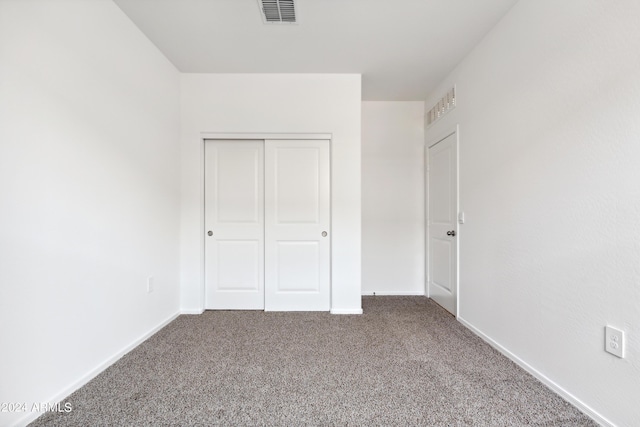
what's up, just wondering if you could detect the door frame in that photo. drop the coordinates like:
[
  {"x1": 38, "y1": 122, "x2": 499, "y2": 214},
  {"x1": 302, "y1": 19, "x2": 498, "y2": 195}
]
[
  {"x1": 425, "y1": 125, "x2": 460, "y2": 317},
  {"x1": 199, "y1": 133, "x2": 333, "y2": 311}
]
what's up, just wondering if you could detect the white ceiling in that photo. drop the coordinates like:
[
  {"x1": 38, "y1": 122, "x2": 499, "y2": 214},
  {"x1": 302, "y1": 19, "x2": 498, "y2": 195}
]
[{"x1": 114, "y1": 0, "x2": 519, "y2": 101}]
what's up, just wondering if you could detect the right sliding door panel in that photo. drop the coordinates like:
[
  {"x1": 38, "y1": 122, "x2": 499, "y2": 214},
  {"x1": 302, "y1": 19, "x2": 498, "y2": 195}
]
[{"x1": 264, "y1": 140, "x2": 331, "y2": 311}]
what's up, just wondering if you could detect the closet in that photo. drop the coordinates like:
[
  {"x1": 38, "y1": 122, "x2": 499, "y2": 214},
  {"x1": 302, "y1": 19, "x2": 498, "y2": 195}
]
[{"x1": 204, "y1": 139, "x2": 330, "y2": 311}]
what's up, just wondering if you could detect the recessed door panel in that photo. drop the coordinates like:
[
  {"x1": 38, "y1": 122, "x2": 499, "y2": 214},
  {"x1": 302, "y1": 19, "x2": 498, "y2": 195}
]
[
  {"x1": 216, "y1": 149, "x2": 261, "y2": 223},
  {"x1": 216, "y1": 240, "x2": 260, "y2": 291},
  {"x1": 429, "y1": 149, "x2": 452, "y2": 224},
  {"x1": 276, "y1": 241, "x2": 320, "y2": 292},
  {"x1": 430, "y1": 238, "x2": 452, "y2": 293},
  {"x1": 275, "y1": 148, "x2": 320, "y2": 224}
]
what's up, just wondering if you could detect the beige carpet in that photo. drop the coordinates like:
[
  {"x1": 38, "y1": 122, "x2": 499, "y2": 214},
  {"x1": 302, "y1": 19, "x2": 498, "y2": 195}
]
[{"x1": 30, "y1": 296, "x2": 596, "y2": 426}]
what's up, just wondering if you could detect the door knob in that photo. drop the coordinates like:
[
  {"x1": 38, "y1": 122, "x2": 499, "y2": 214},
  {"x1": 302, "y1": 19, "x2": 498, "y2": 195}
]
[
  {"x1": 446, "y1": 230, "x2": 456, "y2": 237},
  {"x1": 207, "y1": 230, "x2": 213, "y2": 236},
  {"x1": 322, "y1": 231, "x2": 328, "y2": 237}
]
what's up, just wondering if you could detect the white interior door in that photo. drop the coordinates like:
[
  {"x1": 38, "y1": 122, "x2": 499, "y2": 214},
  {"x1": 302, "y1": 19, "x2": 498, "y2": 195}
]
[
  {"x1": 205, "y1": 140, "x2": 264, "y2": 310},
  {"x1": 428, "y1": 132, "x2": 458, "y2": 315},
  {"x1": 265, "y1": 140, "x2": 331, "y2": 311}
]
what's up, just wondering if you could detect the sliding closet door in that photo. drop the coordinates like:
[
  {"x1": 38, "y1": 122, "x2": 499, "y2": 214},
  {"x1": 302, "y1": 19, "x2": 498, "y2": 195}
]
[
  {"x1": 264, "y1": 140, "x2": 331, "y2": 311},
  {"x1": 204, "y1": 140, "x2": 264, "y2": 310}
]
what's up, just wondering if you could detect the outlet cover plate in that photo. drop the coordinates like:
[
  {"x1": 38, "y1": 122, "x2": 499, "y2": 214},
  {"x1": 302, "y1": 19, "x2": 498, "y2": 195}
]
[{"x1": 605, "y1": 326, "x2": 624, "y2": 358}]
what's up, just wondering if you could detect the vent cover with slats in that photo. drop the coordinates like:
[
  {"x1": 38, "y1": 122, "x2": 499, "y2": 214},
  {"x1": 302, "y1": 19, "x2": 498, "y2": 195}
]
[
  {"x1": 426, "y1": 87, "x2": 456, "y2": 126},
  {"x1": 259, "y1": 0, "x2": 296, "y2": 23}
]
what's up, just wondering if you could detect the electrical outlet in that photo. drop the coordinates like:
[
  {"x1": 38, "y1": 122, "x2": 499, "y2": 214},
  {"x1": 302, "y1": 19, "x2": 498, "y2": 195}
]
[
  {"x1": 147, "y1": 276, "x2": 154, "y2": 294},
  {"x1": 605, "y1": 326, "x2": 625, "y2": 358}
]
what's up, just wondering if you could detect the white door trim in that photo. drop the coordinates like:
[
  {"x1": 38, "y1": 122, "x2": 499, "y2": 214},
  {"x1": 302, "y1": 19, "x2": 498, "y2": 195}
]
[
  {"x1": 425, "y1": 125, "x2": 460, "y2": 317},
  {"x1": 201, "y1": 132, "x2": 332, "y2": 141},
  {"x1": 198, "y1": 133, "x2": 333, "y2": 312}
]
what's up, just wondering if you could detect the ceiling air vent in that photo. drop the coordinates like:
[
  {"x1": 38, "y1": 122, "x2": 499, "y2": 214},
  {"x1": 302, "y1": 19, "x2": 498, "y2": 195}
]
[{"x1": 258, "y1": 0, "x2": 296, "y2": 24}]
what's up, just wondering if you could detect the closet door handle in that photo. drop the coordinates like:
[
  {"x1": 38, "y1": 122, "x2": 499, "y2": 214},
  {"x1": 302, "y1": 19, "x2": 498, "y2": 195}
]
[
  {"x1": 446, "y1": 230, "x2": 456, "y2": 237},
  {"x1": 322, "y1": 231, "x2": 328, "y2": 237}
]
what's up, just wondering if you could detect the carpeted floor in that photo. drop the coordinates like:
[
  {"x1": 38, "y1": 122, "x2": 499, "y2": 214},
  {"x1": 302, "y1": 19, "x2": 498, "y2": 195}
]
[{"x1": 30, "y1": 297, "x2": 596, "y2": 426}]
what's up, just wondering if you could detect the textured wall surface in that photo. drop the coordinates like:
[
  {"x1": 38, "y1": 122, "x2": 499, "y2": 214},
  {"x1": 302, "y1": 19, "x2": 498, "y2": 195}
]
[
  {"x1": 362, "y1": 102, "x2": 425, "y2": 295},
  {"x1": 0, "y1": 1, "x2": 181, "y2": 426},
  {"x1": 425, "y1": 1, "x2": 640, "y2": 426}
]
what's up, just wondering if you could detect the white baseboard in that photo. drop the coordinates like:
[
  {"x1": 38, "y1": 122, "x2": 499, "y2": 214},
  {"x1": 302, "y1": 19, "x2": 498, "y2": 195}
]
[
  {"x1": 14, "y1": 311, "x2": 180, "y2": 427},
  {"x1": 457, "y1": 316, "x2": 614, "y2": 427},
  {"x1": 180, "y1": 308, "x2": 204, "y2": 314},
  {"x1": 330, "y1": 308, "x2": 363, "y2": 315},
  {"x1": 361, "y1": 291, "x2": 426, "y2": 296}
]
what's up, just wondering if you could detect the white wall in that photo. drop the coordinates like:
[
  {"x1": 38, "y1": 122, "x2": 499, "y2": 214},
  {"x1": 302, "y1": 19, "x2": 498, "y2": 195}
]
[
  {"x1": 425, "y1": 1, "x2": 640, "y2": 426},
  {"x1": 362, "y1": 102, "x2": 425, "y2": 295},
  {"x1": 0, "y1": 1, "x2": 181, "y2": 426},
  {"x1": 179, "y1": 74, "x2": 362, "y2": 314}
]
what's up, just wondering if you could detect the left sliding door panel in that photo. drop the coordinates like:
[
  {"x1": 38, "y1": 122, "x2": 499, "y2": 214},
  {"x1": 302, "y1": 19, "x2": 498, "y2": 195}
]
[{"x1": 204, "y1": 140, "x2": 265, "y2": 309}]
